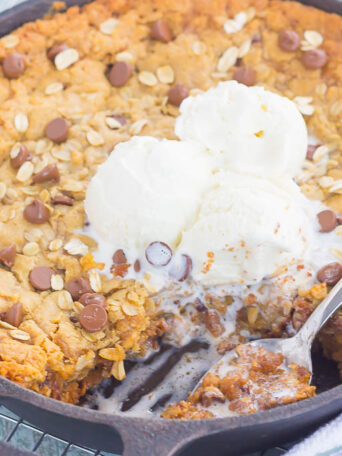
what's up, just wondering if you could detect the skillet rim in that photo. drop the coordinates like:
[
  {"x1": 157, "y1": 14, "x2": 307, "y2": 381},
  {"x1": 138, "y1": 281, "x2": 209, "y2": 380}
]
[{"x1": 0, "y1": 0, "x2": 342, "y2": 454}]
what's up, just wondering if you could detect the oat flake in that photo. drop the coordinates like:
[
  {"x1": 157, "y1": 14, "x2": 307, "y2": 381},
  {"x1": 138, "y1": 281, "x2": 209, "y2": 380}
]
[
  {"x1": 318, "y1": 176, "x2": 334, "y2": 188},
  {"x1": 156, "y1": 65, "x2": 174, "y2": 84},
  {"x1": 49, "y1": 239, "x2": 63, "y2": 251},
  {"x1": 10, "y1": 143, "x2": 21, "y2": 159},
  {"x1": 223, "y1": 11, "x2": 247, "y2": 34},
  {"x1": 1, "y1": 34, "x2": 19, "y2": 48},
  {"x1": 0, "y1": 321, "x2": 16, "y2": 330},
  {"x1": 57, "y1": 290, "x2": 73, "y2": 310},
  {"x1": 301, "y1": 30, "x2": 323, "y2": 51},
  {"x1": 23, "y1": 242, "x2": 40, "y2": 256},
  {"x1": 51, "y1": 274, "x2": 64, "y2": 291},
  {"x1": 87, "y1": 130, "x2": 105, "y2": 146},
  {"x1": 217, "y1": 46, "x2": 239, "y2": 72},
  {"x1": 138, "y1": 71, "x2": 158, "y2": 87},
  {"x1": 55, "y1": 48, "x2": 79, "y2": 71},
  {"x1": 112, "y1": 360, "x2": 126, "y2": 380},
  {"x1": 14, "y1": 113, "x2": 29, "y2": 133},
  {"x1": 192, "y1": 41, "x2": 206, "y2": 55},
  {"x1": 100, "y1": 18, "x2": 119, "y2": 35},
  {"x1": 293, "y1": 96, "x2": 315, "y2": 116},
  {"x1": 45, "y1": 82, "x2": 64, "y2": 95},
  {"x1": 10, "y1": 330, "x2": 30, "y2": 341},
  {"x1": 24, "y1": 228, "x2": 42, "y2": 243},
  {"x1": 89, "y1": 269, "x2": 102, "y2": 293},
  {"x1": 129, "y1": 119, "x2": 148, "y2": 135},
  {"x1": 329, "y1": 179, "x2": 342, "y2": 194},
  {"x1": 0, "y1": 183, "x2": 7, "y2": 200},
  {"x1": 65, "y1": 238, "x2": 89, "y2": 256},
  {"x1": 238, "y1": 39, "x2": 252, "y2": 58},
  {"x1": 116, "y1": 51, "x2": 134, "y2": 63},
  {"x1": 52, "y1": 148, "x2": 71, "y2": 162},
  {"x1": 313, "y1": 145, "x2": 330, "y2": 162},
  {"x1": 330, "y1": 100, "x2": 342, "y2": 117},
  {"x1": 122, "y1": 301, "x2": 139, "y2": 316},
  {"x1": 106, "y1": 117, "x2": 123, "y2": 129},
  {"x1": 16, "y1": 161, "x2": 34, "y2": 182}
]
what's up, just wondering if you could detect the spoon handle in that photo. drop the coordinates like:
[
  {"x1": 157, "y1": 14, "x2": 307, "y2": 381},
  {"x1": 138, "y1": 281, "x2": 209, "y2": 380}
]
[{"x1": 296, "y1": 278, "x2": 342, "y2": 347}]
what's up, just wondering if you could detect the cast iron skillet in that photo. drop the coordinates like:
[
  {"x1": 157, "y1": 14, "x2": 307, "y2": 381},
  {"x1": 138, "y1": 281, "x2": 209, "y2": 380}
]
[{"x1": 1, "y1": 1, "x2": 342, "y2": 455}]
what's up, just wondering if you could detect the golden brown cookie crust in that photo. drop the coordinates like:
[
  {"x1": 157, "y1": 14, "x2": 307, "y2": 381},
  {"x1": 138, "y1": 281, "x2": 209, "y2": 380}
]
[{"x1": 0, "y1": 0, "x2": 341, "y2": 406}]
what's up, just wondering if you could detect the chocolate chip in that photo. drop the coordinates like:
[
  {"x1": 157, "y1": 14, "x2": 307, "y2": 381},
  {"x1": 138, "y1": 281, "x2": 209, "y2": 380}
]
[
  {"x1": 306, "y1": 144, "x2": 319, "y2": 161},
  {"x1": 233, "y1": 66, "x2": 256, "y2": 86},
  {"x1": 2, "y1": 53, "x2": 25, "y2": 79},
  {"x1": 278, "y1": 30, "x2": 300, "y2": 52},
  {"x1": 24, "y1": 199, "x2": 50, "y2": 225},
  {"x1": 150, "y1": 19, "x2": 172, "y2": 43},
  {"x1": 51, "y1": 194, "x2": 74, "y2": 206},
  {"x1": 108, "y1": 62, "x2": 132, "y2": 87},
  {"x1": 301, "y1": 49, "x2": 328, "y2": 69},
  {"x1": 317, "y1": 210, "x2": 337, "y2": 233},
  {"x1": 10, "y1": 144, "x2": 32, "y2": 169},
  {"x1": 196, "y1": 301, "x2": 207, "y2": 312},
  {"x1": 145, "y1": 241, "x2": 172, "y2": 267},
  {"x1": 79, "y1": 293, "x2": 106, "y2": 307},
  {"x1": 3, "y1": 302, "x2": 23, "y2": 327},
  {"x1": 33, "y1": 164, "x2": 60, "y2": 184},
  {"x1": 79, "y1": 304, "x2": 108, "y2": 332},
  {"x1": 66, "y1": 277, "x2": 92, "y2": 301},
  {"x1": 317, "y1": 262, "x2": 342, "y2": 286},
  {"x1": 251, "y1": 33, "x2": 262, "y2": 44},
  {"x1": 24, "y1": 199, "x2": 50, "y2": 224},
  {"x1": 134, "y1": 259, "x2": 141, "y2": 273},
  {"x1": 113, "y1": 249, "x2": 127, "y2": 265},
  {"x1": 337, "y1": 215, "x2": 342, "y2": 225},
  {"x1": 29, "y1": 266, "x2": 54, "y2": 290},
  {"x1": 168, "y1": 83, "x2": 189, "y2": 107},
  {"x1": 47, "y1": 43, "x2": 69, "y2": 62},
  {"x1": 45, "y1": 118, "x2": 69, "y2": 143},
  {"x1": 169, "y1": 254, "x2": 192, "y2": 282},
  {"x1": 0, "y1": 244, "x2": 16, "y2": 268}
]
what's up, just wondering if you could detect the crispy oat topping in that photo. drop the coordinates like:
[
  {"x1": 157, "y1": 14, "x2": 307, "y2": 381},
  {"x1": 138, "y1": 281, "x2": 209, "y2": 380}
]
[
  {"x1": 0, "y1": 0, "x2": 341, "y2": 412},
  {"x1": 163, "y1": 345, "x2": 315, "y2": 418}
]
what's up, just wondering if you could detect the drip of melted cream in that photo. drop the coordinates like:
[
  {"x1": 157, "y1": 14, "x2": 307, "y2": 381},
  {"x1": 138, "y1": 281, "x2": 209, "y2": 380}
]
[
  {"x1": 83, "y1": 206, "x2": 341, "y2": 417},
  {"x1": 82, "y1": 132, "x2": 341, "y2": 417}
]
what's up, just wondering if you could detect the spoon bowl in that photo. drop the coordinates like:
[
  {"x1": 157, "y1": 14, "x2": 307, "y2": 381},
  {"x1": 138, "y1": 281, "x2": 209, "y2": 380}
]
[{"x1": 192, "y1": 278, "x2": 342, "y2": 394}]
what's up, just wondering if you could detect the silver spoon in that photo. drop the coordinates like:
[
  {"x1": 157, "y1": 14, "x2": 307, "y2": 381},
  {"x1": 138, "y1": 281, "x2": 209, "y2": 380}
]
[{"x1": 193, "y1": 278, "x2": 342, "y2": 391}]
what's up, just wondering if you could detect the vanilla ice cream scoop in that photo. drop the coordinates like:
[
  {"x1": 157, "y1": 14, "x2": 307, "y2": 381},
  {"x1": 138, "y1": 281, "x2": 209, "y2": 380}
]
[
  {"x1": 175, "y1": 81, "x2": 307, "y2": 178},
  {"x1": 84, "y1": 83, "x2": 315, "y2": 289},
  {"x1": 85, "y1": 136, "x2": 214, "y2": 250},
  {"x1": 178, "y1": 171, "x2": 313, "y2": 285}
]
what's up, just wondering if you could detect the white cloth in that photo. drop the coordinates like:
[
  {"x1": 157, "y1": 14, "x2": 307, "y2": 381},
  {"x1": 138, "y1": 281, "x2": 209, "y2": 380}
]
[
  {"x1": 0, "y1": 0, "x2": 27, "y2": 13},
  {"x1": 286, "y1": 414, "x2": 342, "y2": 456}
]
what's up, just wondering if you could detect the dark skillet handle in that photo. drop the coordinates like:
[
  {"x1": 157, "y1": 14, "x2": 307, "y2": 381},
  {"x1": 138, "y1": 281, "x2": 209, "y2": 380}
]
[
  {"x1": 109, "y1": 417, "x2": 207, "y2": 456},
  {"x1": 0, "y1": 375, "x2": 210, "y2": 456}
]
